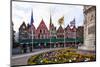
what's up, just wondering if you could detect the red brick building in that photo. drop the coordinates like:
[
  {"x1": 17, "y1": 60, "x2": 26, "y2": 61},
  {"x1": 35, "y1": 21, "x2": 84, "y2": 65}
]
[
  {"x1": 49, "y1": 16, "x2": 56, "y2": 38},
  {"x1": 19, "y1": 21, "x2": 28, "y2": 40},
  {"x1": 36, "y1": 19, "x2": 50, "y2": 39},
  {"x1": 27, "y1": 23, "x2": 36, "y2": 39},
  {"x1": 57, "y1": 25, "x2": 64, "y2": 38},
  {"x1": 18, "y1": 13, "x2": 83, "y2": 51},
  {"x1": 76, "y1": 26, "x2": 84, "y2": 38}
]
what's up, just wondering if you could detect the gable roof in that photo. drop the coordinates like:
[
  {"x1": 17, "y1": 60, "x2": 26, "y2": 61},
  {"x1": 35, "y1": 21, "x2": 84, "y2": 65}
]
[{"x1": 36, "y1": 19, "x2": 49, "y2": 32}]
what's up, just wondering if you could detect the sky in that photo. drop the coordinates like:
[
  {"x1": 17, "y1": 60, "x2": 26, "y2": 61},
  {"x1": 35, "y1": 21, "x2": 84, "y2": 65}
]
[{"x1": 12, "y1": 1, "x2": 84, "y2": 32}]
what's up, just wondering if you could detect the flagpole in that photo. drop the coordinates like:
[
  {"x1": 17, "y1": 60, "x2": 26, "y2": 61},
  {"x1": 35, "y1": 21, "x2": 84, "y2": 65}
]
[
  {"x1": 30, "y1": 10, "x2": 34, "y2": 52},
  {"x1": 74, "y1": 18, "x2": 76, "y2": 49},
  {"x1": 75, "y1": 29, "x2": 76, "y2": 49},
  {"x1": 64, "y1": 16, "x2": 65, "y2": 48},
  {"x1": 50, "y1": 9, "x2": 51, "y2": 49},
  {"x1": 32, "y1": 27, "x2": 34, "y2": 51}
]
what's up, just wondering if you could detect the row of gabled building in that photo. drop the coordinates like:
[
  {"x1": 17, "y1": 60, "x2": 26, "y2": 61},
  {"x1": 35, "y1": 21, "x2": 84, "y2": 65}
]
[
  {"x1": 13, "y1": 11, "x2": 84, "y2": 51},
  {"x1": 19, "y1": 16, "x2": 83, "y2": 41}
]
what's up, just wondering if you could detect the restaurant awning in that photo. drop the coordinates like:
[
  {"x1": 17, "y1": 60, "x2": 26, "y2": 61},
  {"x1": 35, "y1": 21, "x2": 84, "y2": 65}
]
[{"x1": 19, "y1": 38, "x2": 83, "y2": 44}]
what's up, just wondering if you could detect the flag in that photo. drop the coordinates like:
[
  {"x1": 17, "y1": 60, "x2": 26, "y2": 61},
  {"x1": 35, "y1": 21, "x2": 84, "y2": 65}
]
[
  {"x1": 30, "y1": 10, "x2": 34, "y2": 50},
  {"x1": 70, "y1": 18, "x2": 75, "y2": 24},
  {"x1": 30, "y1": 10, "x2": 34, "y2": 26},
  {"x1": 70, "y1": 18, "x2": 75, "y2": 27},
  {"x1": 49, "y1": 15, "x2": 52, "y2": 30},
  {"x1": 58, "y1": 16, "x2": 64, "y2": 25}
]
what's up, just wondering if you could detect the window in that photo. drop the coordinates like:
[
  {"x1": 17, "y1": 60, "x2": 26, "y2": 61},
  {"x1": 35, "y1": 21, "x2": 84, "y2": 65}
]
[
  {"x1": 44, "y1": 30, "x2": 45, "y2": 33},
  {"x1": 40, "y1": 29, "x2": 42, "y2": 33},
  {"x1": 31, "y1": 30, "x2": 34, "y2": 34}
]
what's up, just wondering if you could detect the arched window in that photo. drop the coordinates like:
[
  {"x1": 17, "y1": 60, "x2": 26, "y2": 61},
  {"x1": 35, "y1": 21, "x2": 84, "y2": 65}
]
[
  {"x1": 44, "y1": 30, "x2": 45, "y2": 33},
  {"x1": 40, "y1": 29, "x2": 42, "y2": 33}
]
